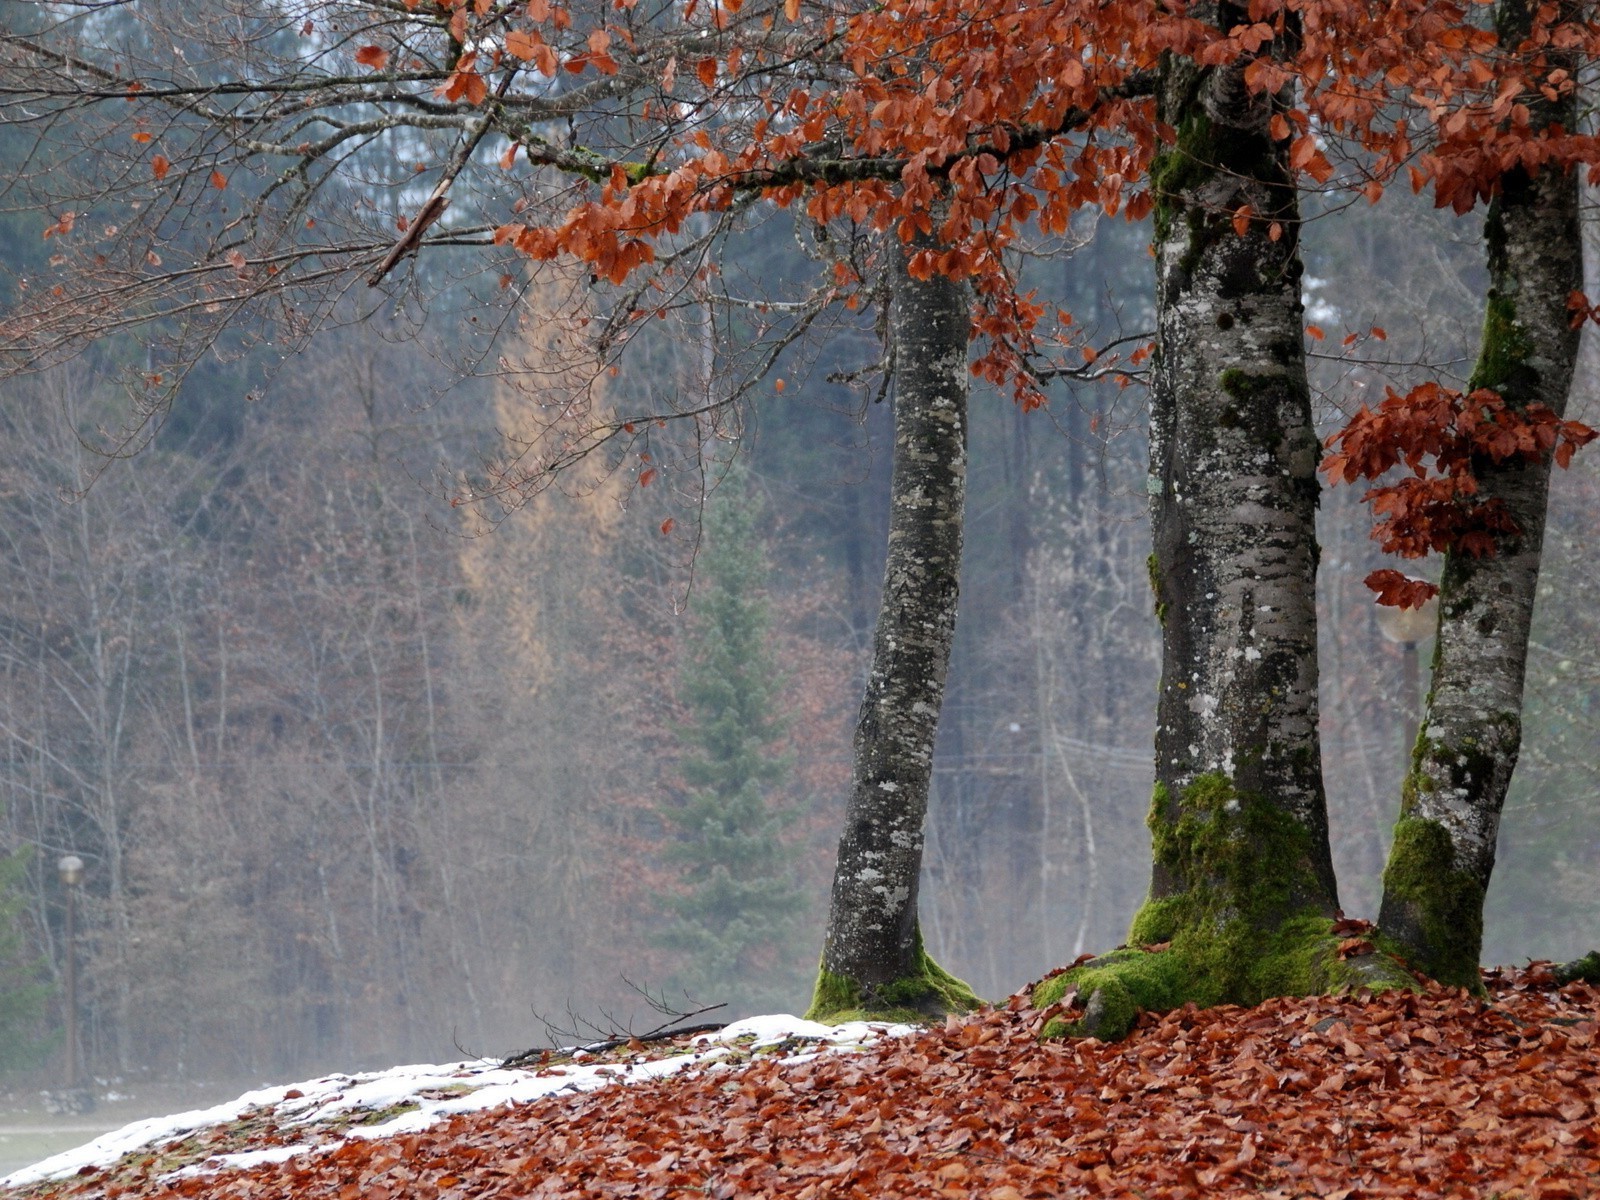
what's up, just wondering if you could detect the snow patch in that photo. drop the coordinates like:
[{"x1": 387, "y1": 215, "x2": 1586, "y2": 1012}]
[{"x1": 1, "y1": 1015, "x2": 914, "y2": 1188}]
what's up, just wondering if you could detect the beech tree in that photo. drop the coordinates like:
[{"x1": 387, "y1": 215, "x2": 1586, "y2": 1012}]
[
  {"x1": 1319, "y1": 0, "x2": 1596, "y2": 989},
  {"x1": 809, "y1": 234, "x2": 981, "y2": 1018},
  {"x1": 1044, "y1": 2, "x2": 1391, "y2": 1038},
  {"x1": 493, "y1": 0, "x2": 1600, "y2": 1027},
  {"x1": 1373, "y1": 0, "x2": 1590, "y2": 989}
]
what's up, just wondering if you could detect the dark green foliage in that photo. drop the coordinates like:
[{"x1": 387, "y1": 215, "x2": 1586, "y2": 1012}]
[
  {"x1": 0, "y1": 848, "x2": 55, "y2": 1072},
  {"x1": 656, "y1": 471, "x2": 808, "y2": 1016}
]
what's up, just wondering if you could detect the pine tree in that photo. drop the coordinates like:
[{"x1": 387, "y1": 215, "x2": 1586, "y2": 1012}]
[
  {"x1": 0, "y1": 848, "x2": 54, "y2": 1073},
  {"x1": 657, "y1": 472, "x2": 807, "y2": 1017}
]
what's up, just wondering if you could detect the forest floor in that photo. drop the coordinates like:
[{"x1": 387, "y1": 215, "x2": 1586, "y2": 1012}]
[{"x1": 2, "y1": 965, "x2": 1596, "y2": 1199}]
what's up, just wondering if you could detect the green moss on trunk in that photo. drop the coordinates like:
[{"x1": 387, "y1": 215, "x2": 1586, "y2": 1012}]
[
  {"x1": 1036, "y1": 774, "x2": 1414, "y2": 1040},
  {"x1": 1377, "y1": 815, "x2": 1485, "y2": 991},
  {"x1": 1147, "y1": 552, "x2": 1168, "y2": 627},
  {"x1": 1151, "y1": 109, "x2": 1220, "y2": 246},
  {"x1": 805, "y1": 928, "x2": 980, "y2": 1023},
  {"x1": 1034, "y1": 918, "x2": 1413, "y2": 1041},
  {"x1": 1469, "y1": 291, "x2": 1535, "y2": 394},
  {"x1": 1146, "y1": 772, "x2": 1326, "y2": 948}
]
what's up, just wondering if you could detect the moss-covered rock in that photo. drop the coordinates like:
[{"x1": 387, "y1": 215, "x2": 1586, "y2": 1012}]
[
  {"x1": 805, "y1": 928, "x2": 980, "y2": 1023},
  {"x1": 1034, "y1": 917, "x2": 1413, "y2": 1042},
  {"x1": 1034, "y1": 920, "x2": 1416, "y2": 1042}
]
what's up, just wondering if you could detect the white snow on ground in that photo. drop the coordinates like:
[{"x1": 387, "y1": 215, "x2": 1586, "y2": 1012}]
[{"x1": 2, "y1": 1016, "x2": 914, "y2": 1190}]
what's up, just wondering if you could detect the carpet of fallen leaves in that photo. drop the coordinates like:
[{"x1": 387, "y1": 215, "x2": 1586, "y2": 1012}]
[{"x1": 20, "y1": 966, "x2": 1600, "y2": 1200}]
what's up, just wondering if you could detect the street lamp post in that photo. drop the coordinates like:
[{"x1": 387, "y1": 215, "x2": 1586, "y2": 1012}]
[
  {"x1": 1375, "y1": 591, "x2": 1440, "y2": 759},
  {"x1": 55, "y1": 855, "x2": 88, "y2": 1111}
]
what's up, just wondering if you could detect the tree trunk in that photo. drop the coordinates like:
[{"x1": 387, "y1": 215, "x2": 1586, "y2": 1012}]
[
  {"x1": 806, "y1": 236, "x2": 979, "y2": 1021},
  {"x1": 1377, "y1": 0, "x2": 1582, "y2": 988},
  {"x1": 1036, "y1": 14, "x2": 1409, "y2": 1039}
]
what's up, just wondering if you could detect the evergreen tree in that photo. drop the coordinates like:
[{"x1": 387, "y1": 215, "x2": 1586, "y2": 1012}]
[
  {"x1": 657, "y1": 472, "x2": 807, "y2": 1017},
  {"x1": 0, "y1": 848, "x2": 54, "y2": 1073}
]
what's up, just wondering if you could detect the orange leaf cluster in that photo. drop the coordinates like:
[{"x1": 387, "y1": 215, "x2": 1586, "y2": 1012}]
[
  {"x1": 440, "y1": 53, "x2": 489, "y2": 105},
  {"x1": 485, "y1": 0, "x2": 1600, "y2": 408},
  {"x1": 1323, "y1": 382, "x2": 1596, "y2": 602},
  {"x1": 1365, "y1": 569, "x2": 1441, "y2": 611},
  {"x1": 37, "y1": 969, "x2": 1600, "y2": 1200}
]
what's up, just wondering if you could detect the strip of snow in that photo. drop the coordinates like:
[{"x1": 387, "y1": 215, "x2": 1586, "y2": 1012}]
[
  {"x1": 1, "y1": 1015, "x2": 914, "y2": 1189},
  {"x1": 163, "y1": 1143, "x2": 312, "y2": 1180}
]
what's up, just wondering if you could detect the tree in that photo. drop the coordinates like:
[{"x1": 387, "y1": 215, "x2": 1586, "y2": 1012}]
[
  {"x1": 1372, "y1": 0, "x2": 1588, "y2": 988},
  {"x1": 809, "y1": 235, "x2": 981, "y2": 1020},
  {"x1": 1029, "y1": 2, "x2": 1422, "y2": 1039},
  {"x1": 1318, "y1": 0, "x2": 1596, "y2": 987},
  {"x1": 657, "y1": 469, "x2": 808, "y2": 1017}
]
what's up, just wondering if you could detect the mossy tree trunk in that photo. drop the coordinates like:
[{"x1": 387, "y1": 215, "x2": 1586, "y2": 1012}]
[
  {"x1": 1377, "y1": 0, "x2": 1582, "y2": 989},
  {"x1": 1144, "y1": 16, "x2": 1336, "y2": 919},
  {"x1": 1037, "y1": 8, "x2": 1412, "y2": 1040},
  {"x1": 806, "y1": 235, "x2": 979, "y2": 1022}
]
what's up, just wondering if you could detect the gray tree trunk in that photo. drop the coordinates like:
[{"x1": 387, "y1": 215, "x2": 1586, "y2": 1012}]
[
  {"x1": 1377, "y1": 0, "x2": 1582, "y2": 987},
  {"x1": 807, "y1": 237, "x2": 978, "y2": 1019},
  {"x1": 1030, "y1": 17, "x2": 1423, "y2": 1044},
  {"x1": 1137, "y1": 9, "x2": 1341, "y2": 961}
]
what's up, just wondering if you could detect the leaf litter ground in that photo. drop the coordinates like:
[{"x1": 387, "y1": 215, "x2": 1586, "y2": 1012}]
[{"x1": 6, "y1": 966, "x2": 1598, "y2": 1199}]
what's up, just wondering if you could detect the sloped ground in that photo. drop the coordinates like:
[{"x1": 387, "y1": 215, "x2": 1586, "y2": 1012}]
[{"x1": 7, "y1": 967, "x2": 1599, "y2": 1199}]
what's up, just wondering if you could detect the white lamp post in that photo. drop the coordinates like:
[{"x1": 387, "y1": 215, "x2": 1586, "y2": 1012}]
[
  {"x1": 56, "y1": 855, "x2": 84, "y2": 1094},
  {"x1": 1375, "y1": 589, "x2": 1439, "y2": 755}
]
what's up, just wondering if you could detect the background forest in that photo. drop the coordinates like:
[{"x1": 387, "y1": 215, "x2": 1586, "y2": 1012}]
[{"x1": 0, "y1": 104, "x2": 1597, "y2": 1089}]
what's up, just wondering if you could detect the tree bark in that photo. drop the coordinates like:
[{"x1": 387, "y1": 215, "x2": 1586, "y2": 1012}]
[
  {"x1": 807, "y1": 236, "x2": 979, "y2": 1020},
  {"x1": 1143, "y1": 36, "x2": 1337, "y2": 919},
  {"x1": 1035, "y1": 11, "x2": 1410, "y2": 1039},
  {"x1": 1377, "y1": 0, "x2": 1583, "y2": 988}
]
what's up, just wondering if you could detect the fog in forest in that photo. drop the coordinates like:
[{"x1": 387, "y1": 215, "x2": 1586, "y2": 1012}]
[{"x1": 1, "y1": 156, "x2": 1597, "y2": 1100}]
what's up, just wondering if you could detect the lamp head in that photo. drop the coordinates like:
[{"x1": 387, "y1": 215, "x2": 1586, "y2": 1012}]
[{"x1": 1376, "y1": 592, "x2": 1439, "y2": 645}]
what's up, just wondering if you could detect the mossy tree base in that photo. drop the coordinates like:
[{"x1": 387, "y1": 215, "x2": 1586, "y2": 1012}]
[
  {"x1": 1032, "y1": 917, "x2": 1416, "y2": 1042},
  {"x1": 809, "y1": 236, "x2": 972, "y2": 1032},
  {"x1": 1034, "y1": 770, "x2": 1415, "y2": 1042},
  {"x1": 805, "y1": 941, "x2": 980, "y2": 1024},
  {"x1": 1377, "y1": 814, "x2": 1487, "y2": 992},
  {"x1": 1555, "y1": 952, "x2": 1600, "y2": 987}
]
